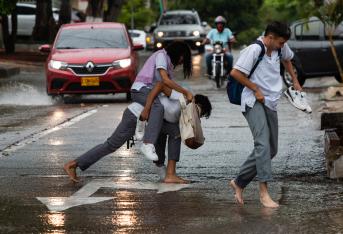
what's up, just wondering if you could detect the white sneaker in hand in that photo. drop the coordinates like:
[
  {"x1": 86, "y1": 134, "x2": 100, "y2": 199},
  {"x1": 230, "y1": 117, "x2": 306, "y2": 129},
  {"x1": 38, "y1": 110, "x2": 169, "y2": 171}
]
[
  {"x1": 300, "y1": 91, "x2": 312, "y2": 114},
  {"x1": 140, "y1": 143, "x2": 158, "y2": 161},
  {"x1": 135, "y1": 119, "x2": 146, "y2": 141},
  {"x1": 284, "y1": 86, "x2": 306, "y2": 111},
  {"x1": 154, "y1": 165, "x2": 166, "y2": 181}
]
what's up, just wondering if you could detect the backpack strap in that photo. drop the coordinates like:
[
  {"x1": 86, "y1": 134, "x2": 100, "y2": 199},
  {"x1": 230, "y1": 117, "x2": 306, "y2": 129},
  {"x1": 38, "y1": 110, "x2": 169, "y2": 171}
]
[{"x1": 248, "y1": 40, "x2": 265, "y2": 78}]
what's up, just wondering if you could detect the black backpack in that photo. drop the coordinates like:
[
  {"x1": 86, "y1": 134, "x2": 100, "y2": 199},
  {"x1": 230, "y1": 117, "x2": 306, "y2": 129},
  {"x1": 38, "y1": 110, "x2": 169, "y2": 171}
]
[{"x1": 227, "y1": 40, "x2": 281, "y2": 105}]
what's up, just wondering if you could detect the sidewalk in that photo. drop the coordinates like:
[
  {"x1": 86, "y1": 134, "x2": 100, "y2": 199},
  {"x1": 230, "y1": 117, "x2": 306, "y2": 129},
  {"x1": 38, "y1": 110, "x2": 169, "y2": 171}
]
[{"x1": 0, "y1": 46, "x2": 47, "y2": 78}]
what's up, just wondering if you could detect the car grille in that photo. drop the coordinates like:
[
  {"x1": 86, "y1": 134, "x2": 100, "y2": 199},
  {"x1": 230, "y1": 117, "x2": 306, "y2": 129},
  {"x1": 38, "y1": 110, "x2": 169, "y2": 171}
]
[
  {"x1": 164, "y1": 31, "x2": 187, "y2": 37},
  {"x1": 68, "y1": 63, "x2": 112, "y2": 75}
]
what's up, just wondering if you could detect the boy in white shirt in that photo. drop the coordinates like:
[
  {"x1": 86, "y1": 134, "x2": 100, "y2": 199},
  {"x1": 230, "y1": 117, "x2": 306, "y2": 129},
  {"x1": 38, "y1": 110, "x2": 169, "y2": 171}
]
[{"x1": 229, "y1": 21, "x2": 302, "y2": 208}]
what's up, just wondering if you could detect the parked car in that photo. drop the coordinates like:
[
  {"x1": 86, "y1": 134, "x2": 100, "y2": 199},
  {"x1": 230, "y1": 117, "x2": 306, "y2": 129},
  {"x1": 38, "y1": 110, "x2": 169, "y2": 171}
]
[
  {"x1": 8, "y1": 3, "x2": 84, "y2": 36},
  {"x1": 282, "y1": 17, "x2": 343, "y2": 86},
  {"x1": 128, "y1": 29, "x2": 146, "y2": 49},
  {"x1": 153, "y1": 10, "x2": 206, "y2": 53},
  {"x1": 39, "y1": 22, "x2": 143, "y2": 100}
]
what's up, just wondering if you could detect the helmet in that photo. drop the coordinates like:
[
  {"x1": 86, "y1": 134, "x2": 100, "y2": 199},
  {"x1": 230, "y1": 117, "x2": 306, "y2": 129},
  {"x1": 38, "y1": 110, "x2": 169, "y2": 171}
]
[{"x1": 214, "y1": 16, "x2": 226, "y2": 24}]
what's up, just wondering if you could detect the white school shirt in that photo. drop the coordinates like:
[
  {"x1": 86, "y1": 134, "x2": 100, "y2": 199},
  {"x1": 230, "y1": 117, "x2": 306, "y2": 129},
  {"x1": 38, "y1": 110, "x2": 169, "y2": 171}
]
[
  {"x1": 128, "y1": 90, "x2": 182, "y2": 123},
  {"x1": 233, "y1": 37, "x2": 294, "y2": 112}
]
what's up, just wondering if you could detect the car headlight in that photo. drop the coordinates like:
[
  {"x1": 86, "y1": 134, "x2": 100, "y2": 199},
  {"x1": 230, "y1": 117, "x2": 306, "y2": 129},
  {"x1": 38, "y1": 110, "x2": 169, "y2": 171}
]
[
  {"x1": 112, "y1": 58, "x2": 131, "y2": 68},
  {"x1": 157, "y1": 31, "x2": 164, "y2": 37},
  {"x1": 49, "y1": 60, "x2": 68, "y2": 70},
  {"x1": 192, "y1": 30, "x2": 200, "y2": 36}
]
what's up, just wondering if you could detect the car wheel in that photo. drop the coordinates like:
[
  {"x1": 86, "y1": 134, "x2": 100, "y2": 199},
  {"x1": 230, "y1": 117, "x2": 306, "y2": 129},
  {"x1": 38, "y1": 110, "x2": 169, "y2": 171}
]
[
  {"x1": 281, "y1": 63, "x2": 305, "y2": 87},
  {"x1": 334, "y1": 75, "x2": 343, "y2": 83}
]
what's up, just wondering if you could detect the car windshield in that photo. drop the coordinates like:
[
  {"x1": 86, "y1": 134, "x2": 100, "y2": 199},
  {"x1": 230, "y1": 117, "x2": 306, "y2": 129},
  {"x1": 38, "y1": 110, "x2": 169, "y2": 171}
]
[
  {"x1": 55, "y1": 28, "x2": 128, "y2": 49},
  {"x1": 159, "y1": 14, "x2": 198, "y2": 25}
]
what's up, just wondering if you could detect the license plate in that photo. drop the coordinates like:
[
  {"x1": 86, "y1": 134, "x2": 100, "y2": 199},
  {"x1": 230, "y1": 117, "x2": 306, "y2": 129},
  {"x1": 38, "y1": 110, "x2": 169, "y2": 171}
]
[{"x1": 81, "y1": 77, "x2": 99, "y2": 86}]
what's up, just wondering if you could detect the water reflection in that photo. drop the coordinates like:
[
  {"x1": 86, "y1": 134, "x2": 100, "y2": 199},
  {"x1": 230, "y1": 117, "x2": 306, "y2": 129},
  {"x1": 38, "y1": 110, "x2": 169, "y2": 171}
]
[
  {"x1": 192, "y1": 54, "x2": 202, "y2": 78},
  {"x1": 117, "y1": 169, "x2": 134, "y2": 182},
  {"x1": 51, "y1": 110, "x2": 65, "y2": 121},
  {"x1": 47, "y1": 212, "x2": 65, "y2": 227},
  {"x1": 112, "y1": 191, "x2": 139, "y2": 227},
  {"x1": 48, "y1": 138, "x2": 64, "y2": 146},
  {"x1": 41, "y1": 211, "x2": 65, "y2": 233}
]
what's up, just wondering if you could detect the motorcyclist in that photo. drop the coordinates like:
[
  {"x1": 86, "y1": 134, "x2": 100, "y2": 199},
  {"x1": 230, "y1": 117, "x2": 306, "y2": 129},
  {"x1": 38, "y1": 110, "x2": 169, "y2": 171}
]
[{"x1": 202, "y1": 16, "x2": 236, "y2": 76}]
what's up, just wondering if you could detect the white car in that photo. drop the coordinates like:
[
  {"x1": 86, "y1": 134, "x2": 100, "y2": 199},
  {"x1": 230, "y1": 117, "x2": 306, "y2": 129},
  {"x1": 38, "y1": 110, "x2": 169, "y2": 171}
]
[
  {"x1": 8, "y1": 3, "x2": 84, "y2": 36},
  {"x1": 8, "y1": 3, "x2": 59, "y2": 36},
  {"x1": 128, "y1": 29, "x2": 146, "y2": 49}
]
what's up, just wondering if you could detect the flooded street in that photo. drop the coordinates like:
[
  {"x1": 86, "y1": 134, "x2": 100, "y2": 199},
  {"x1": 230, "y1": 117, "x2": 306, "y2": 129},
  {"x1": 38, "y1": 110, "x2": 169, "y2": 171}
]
[{"x1": 0, "y1": 51, "x2": 342, "y2": 233}]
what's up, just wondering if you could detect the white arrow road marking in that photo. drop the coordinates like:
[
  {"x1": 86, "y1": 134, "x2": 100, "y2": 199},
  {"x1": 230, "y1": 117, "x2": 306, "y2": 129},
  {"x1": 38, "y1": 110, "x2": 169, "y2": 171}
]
[{"x1": 37, "y1": 179, "x2": 191, "y2": 212}]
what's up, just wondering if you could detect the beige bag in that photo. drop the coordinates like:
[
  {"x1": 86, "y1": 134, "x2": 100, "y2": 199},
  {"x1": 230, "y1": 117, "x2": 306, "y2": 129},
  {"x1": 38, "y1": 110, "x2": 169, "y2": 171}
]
[{"x1": 179, "y1": 95, "x2": 205, "y2": 149}]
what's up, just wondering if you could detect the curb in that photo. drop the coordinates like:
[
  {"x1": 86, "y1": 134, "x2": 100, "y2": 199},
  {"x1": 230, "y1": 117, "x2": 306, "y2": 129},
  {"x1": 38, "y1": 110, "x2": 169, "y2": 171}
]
[{"x1": 0, "y1": 65, "x2": 20, "y2": 78}]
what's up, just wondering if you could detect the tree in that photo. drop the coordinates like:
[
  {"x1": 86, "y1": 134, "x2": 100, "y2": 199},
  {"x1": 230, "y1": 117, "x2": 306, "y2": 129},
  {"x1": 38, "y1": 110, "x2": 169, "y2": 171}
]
[
  {"x1": 32, "y1": 0, "x2": 57, "y2": 42},
  {"x1": 104, "y1": 0, "x2": 126, "y2": 22},
  {"x1": 59, "y1": 0, "x2": 71, "y2": 26},
  {"x1": 0, "y1": 0, "x2": 17, "y2": 53},
  {"x1": 117, "y1": 0, "x2": 158, "y2": 29},
  {"x1": 315, "y1": 0, "x2": 343, "y2": 82},
  {"x1": 86, "y1": 0, "x2": 105, "y2": 22}
]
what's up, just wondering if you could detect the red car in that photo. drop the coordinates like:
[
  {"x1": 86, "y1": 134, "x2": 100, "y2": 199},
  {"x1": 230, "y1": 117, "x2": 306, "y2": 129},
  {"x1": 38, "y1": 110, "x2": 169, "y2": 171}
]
[{"x1": 40, "y1": 22, "x2": 143, "y2": 100}]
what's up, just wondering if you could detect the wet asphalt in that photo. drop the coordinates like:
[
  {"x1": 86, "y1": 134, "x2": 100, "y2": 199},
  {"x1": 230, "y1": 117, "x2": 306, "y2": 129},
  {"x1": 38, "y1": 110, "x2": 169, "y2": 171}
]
[{"x1": 0, "y1": 51, "x2": 342, "y2": 233}]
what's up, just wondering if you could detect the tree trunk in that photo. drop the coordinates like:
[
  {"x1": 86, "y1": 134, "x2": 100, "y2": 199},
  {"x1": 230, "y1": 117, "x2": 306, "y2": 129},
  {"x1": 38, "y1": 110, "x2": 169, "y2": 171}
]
[
  {"x1": 59, "y1": 0, "x2": 71, "y2": 26},
  {"x1": 103, "y1": 0, "x2": 125, "y2": 22},
  {"x1": 329, "y1": 33, "x2": 343, "y2": 82},
  {"x1": 86, "y1": 0, "x2": 105, "y2": 22},
  {"x1": 1, "y1": 9, "x2": 17, "y2": 54},
  {"x1": 32, "y1": 0, "x2": 57, "y2": 42}
]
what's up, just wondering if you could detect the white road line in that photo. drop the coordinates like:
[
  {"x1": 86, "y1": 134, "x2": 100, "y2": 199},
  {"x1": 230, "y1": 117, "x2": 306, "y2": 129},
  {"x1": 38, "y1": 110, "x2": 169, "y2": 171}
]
[
  {"x1": 37, "y1": 179, "x2": 191, "y2": 212},
  {"x1": 0, "y1": 109, "x2": 97, "y2": 156}
]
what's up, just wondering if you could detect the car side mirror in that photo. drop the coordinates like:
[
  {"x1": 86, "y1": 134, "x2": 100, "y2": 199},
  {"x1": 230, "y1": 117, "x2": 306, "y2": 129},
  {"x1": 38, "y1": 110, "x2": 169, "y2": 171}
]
[
  {"x1": 202, "y1": 21, "x2": 208, "y2": 27},
  {"x1": 133, "y1": 44, "x2": 144, "y2": 51},
  {"x1": 39, "y1": 44, "x2": 51, "y2": 53}
]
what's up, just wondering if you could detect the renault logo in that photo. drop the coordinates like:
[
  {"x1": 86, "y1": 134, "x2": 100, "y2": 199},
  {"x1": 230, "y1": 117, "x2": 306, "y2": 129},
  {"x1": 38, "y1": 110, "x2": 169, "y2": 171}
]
[{"x1": 85, "y1": 61, "x2": 94, "y2": 72}]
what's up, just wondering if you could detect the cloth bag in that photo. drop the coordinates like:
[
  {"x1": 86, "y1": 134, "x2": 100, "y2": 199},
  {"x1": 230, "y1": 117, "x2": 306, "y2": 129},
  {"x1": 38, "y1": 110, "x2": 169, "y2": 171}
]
[{"x1": 179, "y1": 95, "x2": 205, "y2": 149}]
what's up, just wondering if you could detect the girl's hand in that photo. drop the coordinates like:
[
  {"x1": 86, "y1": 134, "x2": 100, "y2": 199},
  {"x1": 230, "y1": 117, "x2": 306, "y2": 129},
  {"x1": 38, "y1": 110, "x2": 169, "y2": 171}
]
[
  {"x1": 186, "y1": 91, "x2": 193, "y2": 102},
  {"x1": 140, "y1": 108, "x2": 150, "y2": 121}
]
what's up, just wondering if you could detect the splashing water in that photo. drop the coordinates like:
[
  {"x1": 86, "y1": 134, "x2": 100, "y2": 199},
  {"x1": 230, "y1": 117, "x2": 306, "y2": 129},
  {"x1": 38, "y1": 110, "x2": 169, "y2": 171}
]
[{"x1": 0, "y1": 82, "x2": 54, "y2": 106}]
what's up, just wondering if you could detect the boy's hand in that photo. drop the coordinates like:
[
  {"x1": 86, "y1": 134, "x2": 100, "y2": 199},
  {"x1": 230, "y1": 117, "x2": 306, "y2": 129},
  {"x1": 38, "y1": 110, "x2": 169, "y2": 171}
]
[
  {"x1": 254, "y1": 88, "x2": 265, "y2": 103},
  {"x1": 140, "y1": 108, "x2": 150, "y2": 121},
  {"x1": 293, "y1": 79, "x2": 302, "y2": 92}
]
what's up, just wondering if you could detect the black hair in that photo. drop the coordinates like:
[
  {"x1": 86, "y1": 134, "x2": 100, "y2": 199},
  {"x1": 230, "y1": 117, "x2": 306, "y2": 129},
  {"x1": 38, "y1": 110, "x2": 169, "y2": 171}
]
[
  {"x1": 165, "y1": 41, "x2": 192, "y2": 79},
  {"x1": 194, "y1": 94, "x2": 212, "y2": 119},
  {"x1": 264, "y1": 21, "x2": 291, "y2": 40}
]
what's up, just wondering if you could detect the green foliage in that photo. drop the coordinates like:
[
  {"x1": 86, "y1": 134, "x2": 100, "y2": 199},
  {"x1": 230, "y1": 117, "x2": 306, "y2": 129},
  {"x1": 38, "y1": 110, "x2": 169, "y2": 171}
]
[
  {"x1": 167, "y1": 0, "x2": 263, "y2": 45},
  {"x1": 0, "y1": 0, "x2": 16, "y2": 15},
  {"x1": 117, "y1": 0, "x2": 160, "y2": 30}
]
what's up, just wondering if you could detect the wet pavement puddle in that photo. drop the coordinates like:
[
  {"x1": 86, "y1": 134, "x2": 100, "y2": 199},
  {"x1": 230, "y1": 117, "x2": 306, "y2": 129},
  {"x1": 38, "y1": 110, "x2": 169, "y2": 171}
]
[
  {"x1": 0, "y1": 109, "x2": 97, "y2": 156},
  {"x1": 37, "y1": 179, "x2": 191, "y2": 212}
]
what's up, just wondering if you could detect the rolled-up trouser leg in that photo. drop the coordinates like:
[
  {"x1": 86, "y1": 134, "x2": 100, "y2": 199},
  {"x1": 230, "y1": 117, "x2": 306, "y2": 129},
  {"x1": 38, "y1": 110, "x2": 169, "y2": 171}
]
[
  {"x1": 76, "y1": 108, "x2": 137, "y2": 171},
  {"x1": 235, "y1": 102, "x2": 278, "y2": 189}
]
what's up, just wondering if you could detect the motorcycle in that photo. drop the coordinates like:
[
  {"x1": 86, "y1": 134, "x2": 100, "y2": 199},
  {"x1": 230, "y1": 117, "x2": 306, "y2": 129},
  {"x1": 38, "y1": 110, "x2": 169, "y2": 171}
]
[{"x1": 206, "y1": 41, "x2": 227, "y2": 88}]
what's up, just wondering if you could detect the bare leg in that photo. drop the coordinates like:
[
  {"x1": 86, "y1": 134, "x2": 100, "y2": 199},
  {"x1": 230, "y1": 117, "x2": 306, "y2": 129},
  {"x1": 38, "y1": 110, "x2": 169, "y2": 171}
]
[
  {"x1": 63, "y1": 160, "x2": 79, "y2": 183},
  {"x1": 229, "y1": 180, "x2": 244, "y2": 205},
  {"x1": 163, "y1": 160, "x2": 189, "y2": 184},
  {"x1": 259, "y1": 182, "x2": 279, "y2": 208}
]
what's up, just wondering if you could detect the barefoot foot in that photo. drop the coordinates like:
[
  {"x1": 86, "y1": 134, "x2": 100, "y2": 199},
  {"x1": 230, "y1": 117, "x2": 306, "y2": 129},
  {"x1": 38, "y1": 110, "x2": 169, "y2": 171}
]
[
  {"x1": 164, "y1": 174, "x2": 189, "y2": 184},
  {"x1": 229, "y1": 180, "x2": 244, "y2": 205},
  {"x1": 63, "y1": 161, "x2": 79, "y2": 183},
  {"x1": 260, "y1": 194, "x2": 279, "y2": 208}
]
